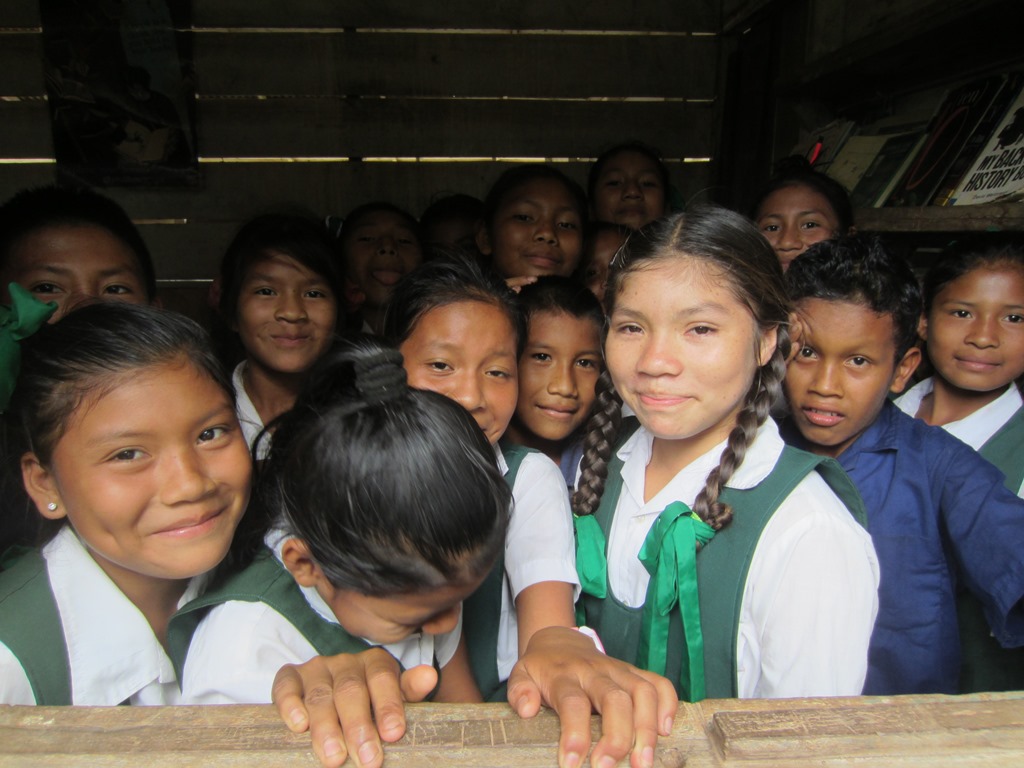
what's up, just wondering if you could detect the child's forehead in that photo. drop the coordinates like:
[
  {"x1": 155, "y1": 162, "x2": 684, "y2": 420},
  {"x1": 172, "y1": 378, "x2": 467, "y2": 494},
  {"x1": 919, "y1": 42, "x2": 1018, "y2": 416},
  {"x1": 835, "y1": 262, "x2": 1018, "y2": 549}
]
[
  {"x1": 796, "y1": 297, "x2": 898, "y2": 348},
  {"x1": 346, "y1": 209, "x2": 416, "y2": 234},
  {"x1": 9, "y1": 222, "x2": 143, "y2": 271},
  {"x1": 528, "y1": 308, "x2": 601, "y2": 339},
  {"x1": 502, "y1": 177, "x2": 579, "y2": 209},
  {"x1": 599, "y1": 150, "x2": 661, "y2": 175}
]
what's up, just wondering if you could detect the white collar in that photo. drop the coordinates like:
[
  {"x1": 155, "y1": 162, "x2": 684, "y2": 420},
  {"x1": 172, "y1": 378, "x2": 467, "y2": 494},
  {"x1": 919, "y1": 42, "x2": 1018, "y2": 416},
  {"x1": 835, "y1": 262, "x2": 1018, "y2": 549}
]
[
  {"x1": 895, "y1": 377, "x2": 1023, "y2": 450},
  {"x1": 494, "y1": 442, "x2": 509, "y2": 475},
  {"x1": 44, "y1": 526, "x2": 201, "y2": 705},
  {"x1": 232, "y1": 361, "x2": 268, "y2": 459},
  {"x1": 617, "y1": 419, "x2": 785, "y2": 516},
  {"x1": 264, "y1": 530, "x2": 436, "y2": 664}
]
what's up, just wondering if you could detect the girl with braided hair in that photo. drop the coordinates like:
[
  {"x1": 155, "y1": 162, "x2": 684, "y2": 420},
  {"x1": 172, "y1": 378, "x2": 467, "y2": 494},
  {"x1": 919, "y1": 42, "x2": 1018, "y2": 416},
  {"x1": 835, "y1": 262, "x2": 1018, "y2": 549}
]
[
  {"x1": 173, "y1": 333, "x2": 510, "y2": 707},
  {"x1": 572, "y1": 205, "x2": 879, "y2": 701}
]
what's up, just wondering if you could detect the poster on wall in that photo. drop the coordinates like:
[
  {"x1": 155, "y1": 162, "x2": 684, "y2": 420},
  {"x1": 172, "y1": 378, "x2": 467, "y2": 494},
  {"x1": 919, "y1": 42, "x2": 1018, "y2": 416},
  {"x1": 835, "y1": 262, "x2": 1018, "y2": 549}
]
[{"x1": 38, "y1": 0, "x2": 200, "y2": 188}]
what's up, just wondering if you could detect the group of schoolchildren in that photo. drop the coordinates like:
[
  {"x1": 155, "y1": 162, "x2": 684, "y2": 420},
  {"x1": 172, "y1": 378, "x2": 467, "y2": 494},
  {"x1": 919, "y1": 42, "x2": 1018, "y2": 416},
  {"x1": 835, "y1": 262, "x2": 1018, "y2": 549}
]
[{"x1": 1, "y1": 139, "x2": 1023, "y2": 768}]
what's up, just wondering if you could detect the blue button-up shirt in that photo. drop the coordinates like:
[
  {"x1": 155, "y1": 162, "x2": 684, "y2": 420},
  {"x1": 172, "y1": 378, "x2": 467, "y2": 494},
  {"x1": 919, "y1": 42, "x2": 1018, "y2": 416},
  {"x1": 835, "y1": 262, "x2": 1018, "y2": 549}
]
[{"x1": 783, "y1": 401, "x2": 1024, "y2": 694}]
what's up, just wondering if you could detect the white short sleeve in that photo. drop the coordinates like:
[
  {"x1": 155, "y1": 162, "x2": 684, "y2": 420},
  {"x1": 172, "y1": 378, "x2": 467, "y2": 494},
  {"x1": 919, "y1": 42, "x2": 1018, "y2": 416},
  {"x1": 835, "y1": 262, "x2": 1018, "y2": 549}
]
[
  {"x1": 505, "y1": 452, "x2": 579, "y2": 599},
  {"x1": 181, "y1": 600, "x2": 318, "y2": 704}
]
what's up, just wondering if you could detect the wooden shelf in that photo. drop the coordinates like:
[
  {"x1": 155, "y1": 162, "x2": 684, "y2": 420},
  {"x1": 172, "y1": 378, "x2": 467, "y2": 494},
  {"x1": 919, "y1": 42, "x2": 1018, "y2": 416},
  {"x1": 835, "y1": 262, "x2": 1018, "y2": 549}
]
[{"x1": 856, "y1": 203, "x2": 1024, "y2": 233}]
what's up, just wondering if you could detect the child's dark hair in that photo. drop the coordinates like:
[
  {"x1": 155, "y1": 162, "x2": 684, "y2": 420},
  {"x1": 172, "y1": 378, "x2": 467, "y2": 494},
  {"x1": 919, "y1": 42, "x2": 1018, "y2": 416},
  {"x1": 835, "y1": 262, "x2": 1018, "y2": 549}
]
[
  {"x1": 0, "y1": 185, "x2": 157, "y2": 300},
  {"x1": 481, "y1": 164, "x2": 588, "y2": 234},
  {"x1": 3, "y1": 302, "x2": 233, "y2": 545},
  {"x1": 587, "y1": 141, "x2": 671, "y2": 205},
  {"x1": 420, "y1": 194, "x2": 483, "y2": 233},
  {"x1": 750, "y1": 155, "x2": 855, "y2": 235},
  {"x1": 786, "y1": 234, "x2": 922, "y2": 360},
  {"x1": 383, "y1": 255, "x2": 527, "y2": 357},
  {"x1": 218, "y1": 212, "x2": 344, "y2": 327},
  {"x1": 243, "y1": 334, "x2": 509, "y2": 595},
  {"x1": 574, "y1": 222, "x2": 632, "y2": 284},
  {"x1": 573, "y1": 206, "x2": 791, "y2": 531},
  {"x1": 923, "y1": 235, "x2": 1024, "y2": 314},
  {"x1": 338, "y1": 201, "x2": 422, "y2": 249},
  {"x1": 517, "y1": 275, "x2": 604, "y2": 333}
]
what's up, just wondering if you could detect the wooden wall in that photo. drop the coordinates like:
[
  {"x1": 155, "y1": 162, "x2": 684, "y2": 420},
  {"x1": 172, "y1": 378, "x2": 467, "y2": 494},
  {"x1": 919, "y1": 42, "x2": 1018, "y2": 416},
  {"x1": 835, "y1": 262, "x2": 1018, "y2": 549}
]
[{"x1": 0, "y1": 1, "x2": 722, "y2": 289}]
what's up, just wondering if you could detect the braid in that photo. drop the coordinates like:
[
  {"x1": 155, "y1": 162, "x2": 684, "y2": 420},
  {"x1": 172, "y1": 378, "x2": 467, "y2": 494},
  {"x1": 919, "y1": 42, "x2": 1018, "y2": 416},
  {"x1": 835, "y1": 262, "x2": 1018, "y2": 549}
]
[
  {"x1": 572, "y1": 369, "x2": 622, "y2": 517},
  {"x1": 692, "y1": 325, "x2": 791, "y2": 530}
]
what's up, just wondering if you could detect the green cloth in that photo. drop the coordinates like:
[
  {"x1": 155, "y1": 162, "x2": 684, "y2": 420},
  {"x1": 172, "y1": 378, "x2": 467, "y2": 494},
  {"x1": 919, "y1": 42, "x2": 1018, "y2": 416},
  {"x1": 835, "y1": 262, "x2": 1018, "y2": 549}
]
[
  {"x1": 0, "y1": 283, "x2": 56, "y2": 412},
  {"x1": 957, "y1": 405, "x2": 1024, "y2": 693},
  {"x1": 0, "y1": 549, "x2": 71, "y2": 704},
  {"x1": 636, "y1": 501, "x2": 715, "y2": 701},
  {"x1": 575, "y1": 424, "x2": 867, "y2": 701},
  {"x1": 461, "y1": 439, "x2": 533, "y2": 702},
  {"x1": 167, "y1": 549, "x2": 372, "y2": 682}
]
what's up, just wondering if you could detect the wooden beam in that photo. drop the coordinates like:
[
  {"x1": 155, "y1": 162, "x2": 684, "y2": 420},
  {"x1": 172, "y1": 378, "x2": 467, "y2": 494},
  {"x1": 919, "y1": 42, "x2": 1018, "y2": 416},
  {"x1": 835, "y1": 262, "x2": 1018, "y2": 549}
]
[
  {"x1": 2, "y1": 693, "x2": 1024, "y2": 766},
  {"x1": 192, "y1": 32, "x2": 717, "y2": 100},
  {"x1": 190, "y1": 1, "x2": 719, "y2": 33}
]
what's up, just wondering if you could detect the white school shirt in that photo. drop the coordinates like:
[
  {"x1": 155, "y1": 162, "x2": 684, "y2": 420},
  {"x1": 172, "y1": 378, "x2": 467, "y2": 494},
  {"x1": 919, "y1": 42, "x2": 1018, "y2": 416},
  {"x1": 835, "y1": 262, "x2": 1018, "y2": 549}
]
[
  {"x1": 0, "y1": 525, "x2": 202, "y2": 705},
  {"x1": 895, "y1": 378, "x2": 1024, "y2": 496},
  {"x1": 180, "y1": 530, "x2": 462, "y2": 704},
  {"x1": 232, "y1": 361, "x2": 269, "y2": 460},
  {"x1": 605, "y1": 420, "x2": 880, "y2": 698},
  {"x1": 494, "y1": 445, "x2": 580, "y2": 682}
]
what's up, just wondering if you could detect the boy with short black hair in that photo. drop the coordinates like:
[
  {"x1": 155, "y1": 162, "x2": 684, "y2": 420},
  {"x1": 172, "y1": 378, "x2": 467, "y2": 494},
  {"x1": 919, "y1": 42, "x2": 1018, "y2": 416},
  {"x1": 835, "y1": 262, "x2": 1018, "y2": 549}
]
[{"x1": 782, "y1": 234, "x2": 1024, "y2": 695}]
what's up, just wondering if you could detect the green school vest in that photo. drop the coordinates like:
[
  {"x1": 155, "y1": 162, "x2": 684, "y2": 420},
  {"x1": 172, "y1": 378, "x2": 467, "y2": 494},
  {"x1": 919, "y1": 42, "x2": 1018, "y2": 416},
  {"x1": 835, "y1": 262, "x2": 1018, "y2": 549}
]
[
  {"x1": 461, "y1": 439, "x2": 533, "y2": 702},
  {"x1": 0, "y1": 549, "x2": 71, "y2": 704},
  {"x1": 167, "y1": 549, "x2": 371, "y2": 682},
  {"x1": 958, "y1": 405, "x2": 1024, "y2": 694},
  {"x1": 578, "y1": 437, "x2": 866, "y2": 701}
]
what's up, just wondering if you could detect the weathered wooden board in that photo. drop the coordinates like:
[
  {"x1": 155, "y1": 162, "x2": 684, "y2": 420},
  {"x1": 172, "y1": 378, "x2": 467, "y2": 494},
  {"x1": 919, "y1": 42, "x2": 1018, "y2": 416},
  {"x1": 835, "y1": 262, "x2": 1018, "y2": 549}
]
[
  {"x1": 0, "y1": 34, "x2": 43, "y2": 96},
  {"x1": 0, "y1": 97, "x2": 715, "y2": 160},
  {"x1": 2, "y1": 0, "x2": 720, "y2": 33},
  {"x1": 2, "y1": 693, "x2": 1024, "y2": 767},
  {"x1": 0, "y1": 29, "x2": 717, "y2": 100},
  {"x1": 191, "y1": 1, "x2": 720, "y2": 32},
  {"x1": 191, "y1": 32, "x2": 716, "y2": 100},
  {"x1": 0, "y1": 1, "x2": 724, "y2": 284},
  {"x1": 858, "y1": 203, "x2": 1024, "y2": 233},
  {"x1": 196, "y1": 99, "x2": 714, "y2": 159}
]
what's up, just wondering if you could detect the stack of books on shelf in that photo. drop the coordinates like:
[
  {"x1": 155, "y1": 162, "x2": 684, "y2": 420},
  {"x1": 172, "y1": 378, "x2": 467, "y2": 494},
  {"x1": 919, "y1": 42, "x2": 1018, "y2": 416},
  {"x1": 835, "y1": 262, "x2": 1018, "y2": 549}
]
[{"x1": 797, "y1": 71, "x2": 1024, "y2": 208}]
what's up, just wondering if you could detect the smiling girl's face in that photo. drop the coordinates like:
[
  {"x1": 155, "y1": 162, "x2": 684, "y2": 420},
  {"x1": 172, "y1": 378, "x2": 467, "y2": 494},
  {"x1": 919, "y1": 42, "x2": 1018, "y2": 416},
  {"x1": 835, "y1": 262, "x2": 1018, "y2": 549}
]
[
  {"x1": 606, "y1": 260, "x2": 774, "y2": 468},
  {"x1": 925, "y1": 264, "x2": 1024, "y2": 396},
  {"x1": 755, "y1": 183, "x2": 841, "y2": 271},
  {"x1": 477, "y1": 178, "x2": 584, "y2": 279},
  {"x1": 399, "y1": 300, "x2": 519, "y2": 446},
  {"x1": 235, "y1": 251, "x2": 338, "y2": 377},
  {"x1": 22, "y1": 360, "x2": 252, "y2": 594}
]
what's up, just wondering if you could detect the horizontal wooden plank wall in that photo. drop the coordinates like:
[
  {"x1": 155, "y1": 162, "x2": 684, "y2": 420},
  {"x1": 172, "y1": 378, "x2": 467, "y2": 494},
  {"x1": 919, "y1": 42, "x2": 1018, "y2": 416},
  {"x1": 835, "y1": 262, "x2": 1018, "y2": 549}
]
[{"x1": 0, "y1": 0, "x2": 722, "y2": 283}]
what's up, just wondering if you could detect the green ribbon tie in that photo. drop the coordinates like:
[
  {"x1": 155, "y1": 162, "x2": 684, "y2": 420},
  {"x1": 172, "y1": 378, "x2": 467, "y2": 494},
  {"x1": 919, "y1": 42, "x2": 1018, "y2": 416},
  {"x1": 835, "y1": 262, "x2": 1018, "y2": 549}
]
[
  {"x1": 637, "y1": 501, "x2": 715, "y2": 702},
  {"x1": 0, "y1": 283, "x2": 57, "y2": 412}
]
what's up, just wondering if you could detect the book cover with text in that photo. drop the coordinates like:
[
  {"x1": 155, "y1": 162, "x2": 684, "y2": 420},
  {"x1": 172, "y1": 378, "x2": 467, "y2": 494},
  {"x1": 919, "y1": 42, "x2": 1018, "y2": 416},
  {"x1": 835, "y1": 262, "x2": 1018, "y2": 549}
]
[{"x1": 885, "y1": 76, "x2": 1005, "y2": 207}]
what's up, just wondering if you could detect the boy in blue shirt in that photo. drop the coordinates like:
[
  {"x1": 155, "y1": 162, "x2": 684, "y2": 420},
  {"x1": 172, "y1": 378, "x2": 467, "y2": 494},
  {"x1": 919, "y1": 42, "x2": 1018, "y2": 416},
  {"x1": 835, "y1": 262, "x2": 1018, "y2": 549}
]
[{"x1": 781, "y1": 234, "x2": 1024, "y2": 695}]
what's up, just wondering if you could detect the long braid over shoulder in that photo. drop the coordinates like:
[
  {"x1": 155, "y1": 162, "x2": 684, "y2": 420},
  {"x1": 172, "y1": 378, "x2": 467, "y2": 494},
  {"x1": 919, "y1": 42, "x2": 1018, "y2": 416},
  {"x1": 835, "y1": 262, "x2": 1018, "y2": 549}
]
[
  {"x1": 572, "y1": 368, "x2": 623, "y2": 516},
  {"x1": 574, "y1": 206, "x2": 792, "y2": 529},
  {"x1": 691, "y1": 322, "x2": 791, "y2": 529}
]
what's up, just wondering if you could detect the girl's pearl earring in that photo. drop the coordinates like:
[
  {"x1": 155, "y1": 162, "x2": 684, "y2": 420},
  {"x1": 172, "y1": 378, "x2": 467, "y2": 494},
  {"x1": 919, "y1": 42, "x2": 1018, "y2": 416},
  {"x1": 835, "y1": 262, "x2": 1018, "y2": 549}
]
[{"x1": 47, "y1": 502, "x2": 58, "y2": 511}]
